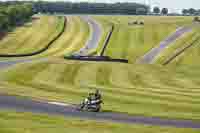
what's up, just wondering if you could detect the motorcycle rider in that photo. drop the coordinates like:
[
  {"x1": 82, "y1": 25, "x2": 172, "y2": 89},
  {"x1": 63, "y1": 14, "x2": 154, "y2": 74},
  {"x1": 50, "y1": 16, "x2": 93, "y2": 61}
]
[
  {"x1": 86, "y1": 89, "x2": 102, "y2": 104},
  {"x1": 90, "y1": 89, "x2": 102, "y2": 105},
  {"x1": 88, "y1": 93, "x2": 93, "y2": 103},
  {"x1": 94, "y1": 89, "x2": 101, "y2": 101}
]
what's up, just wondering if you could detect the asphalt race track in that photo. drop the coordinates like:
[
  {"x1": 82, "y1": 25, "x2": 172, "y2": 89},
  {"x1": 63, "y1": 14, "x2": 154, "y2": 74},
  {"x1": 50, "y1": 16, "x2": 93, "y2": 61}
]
[
  {"x1": 74, "y1": 16, "x2": 102, "y2": 56},
  {"x1": 0, "y1": 94, "x2": 200, "y2": 129},
  {"x1": 137, "y1": 26, "x2": 192, "y2": 64}
]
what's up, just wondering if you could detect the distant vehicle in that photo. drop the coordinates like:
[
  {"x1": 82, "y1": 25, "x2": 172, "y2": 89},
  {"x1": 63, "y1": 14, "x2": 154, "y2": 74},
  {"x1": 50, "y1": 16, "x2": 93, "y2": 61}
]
[{"x1": 128, "y1": 21, "x2": 144, "y2": 26}]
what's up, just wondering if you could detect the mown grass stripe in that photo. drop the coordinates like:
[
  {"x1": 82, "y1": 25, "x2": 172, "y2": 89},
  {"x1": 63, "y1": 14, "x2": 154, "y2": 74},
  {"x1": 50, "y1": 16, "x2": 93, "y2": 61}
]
[
  {"x1": 47, "y1": 16, "x2": 81, "y2": 56},
  {"x1": 0, "y1": 16, "x2": 66, "y2": 57}
]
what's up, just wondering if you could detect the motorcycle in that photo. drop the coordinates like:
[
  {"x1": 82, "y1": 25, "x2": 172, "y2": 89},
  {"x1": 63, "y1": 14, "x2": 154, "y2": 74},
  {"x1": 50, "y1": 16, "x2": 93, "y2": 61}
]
[{"x1": 77, "y1": 97, "x2": 102, "y2": 112}]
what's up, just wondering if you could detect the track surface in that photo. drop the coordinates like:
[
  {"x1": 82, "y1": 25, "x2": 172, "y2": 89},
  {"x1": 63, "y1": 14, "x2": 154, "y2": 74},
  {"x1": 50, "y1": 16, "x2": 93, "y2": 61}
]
[
  {"x1": 0, "y1": 17, "x2": 200, "y2": 129},
  {"x1": 0, "y1": 94, "x2": 200, "y2": 129},
  {"x1": 0, "y1": 58, "x2": 45, "y2": 69},
  {"x1": 74, "y1": 16, "x2": 102, "y2": 56},
  {"x1": 137, "y1": 26, "x2": 192, "y2": 64}
]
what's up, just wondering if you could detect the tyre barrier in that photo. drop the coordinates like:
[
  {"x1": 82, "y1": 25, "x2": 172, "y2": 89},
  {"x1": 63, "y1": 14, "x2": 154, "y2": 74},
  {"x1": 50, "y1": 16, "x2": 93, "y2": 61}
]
[
  {"x1": 64, "y1": 55, "x2": 128, "y2": 63},
  {"x1": 100, "y1": 23, "x2": 114, "y2": 56},
  {"x1": 0, "y1": 16, "x2": 67, "y2": 57}
]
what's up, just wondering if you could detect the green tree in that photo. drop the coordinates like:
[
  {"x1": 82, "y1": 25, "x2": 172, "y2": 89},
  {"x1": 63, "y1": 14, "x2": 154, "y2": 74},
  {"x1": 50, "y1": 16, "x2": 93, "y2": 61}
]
[
  {"x1": 182, "y1": 9, "x2": 188, "y2": 15},
  {"x1": 188, "y1": 8, "x2": 196, "y2": 15},
  {"x1": 161, "y1": 8, "x2": 168, "y2": 15},
  {"x1": 6, "y1": 5, "x2": 19, "y2": 25},
  {"x1": 0, "y1": 3, "x2": 33, "y2": 30},
  {"x1": 136, "y1": 8, "x2": 147, "y2": 15},
  {"x1": 0, "y1": 13, "x2": 9, "y2": 30},
  {"x1": 153, "y1": 7, "x2": 160, "y2": 14}
]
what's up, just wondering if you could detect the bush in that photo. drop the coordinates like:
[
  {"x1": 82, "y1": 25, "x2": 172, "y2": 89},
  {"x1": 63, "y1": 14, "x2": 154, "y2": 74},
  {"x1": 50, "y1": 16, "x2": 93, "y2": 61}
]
[
  {"x1": 193, "y1": 17, "x2": 200, "y2": 22},
  {"x1": 133, "y1": 21, "x2": 138, "y2": 25},
  {"x1": 140, "y1": 21, "x2": 144, "y2": 25}
]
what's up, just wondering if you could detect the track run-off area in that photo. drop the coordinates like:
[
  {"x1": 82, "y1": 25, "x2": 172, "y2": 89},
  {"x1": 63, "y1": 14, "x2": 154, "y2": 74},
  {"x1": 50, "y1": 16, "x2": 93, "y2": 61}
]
[{"x1": 0, "y1": 15, "x2": 200, "y2": 130}]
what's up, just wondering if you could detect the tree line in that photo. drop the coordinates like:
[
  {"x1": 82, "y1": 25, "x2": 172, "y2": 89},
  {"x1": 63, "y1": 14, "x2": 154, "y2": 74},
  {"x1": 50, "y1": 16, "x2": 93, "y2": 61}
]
[
  {"x1": 33, "y1": 1, "x2": 149, "y2": 15},
  {"x1": 153, "y1": 6, "x2": 200, "y2": 16},
  {"x1": 0, "y1": 3, "x2": 33, "y2": 31},
  {"x1": 182, "y1": 8, "x2": 200, "y2": 16},
  {"x1": 0, "y1": 1, "x2": 149, "y2": 16},
  {"x1": 153, "y1": 7, "x2": 169, "y2": 15}
]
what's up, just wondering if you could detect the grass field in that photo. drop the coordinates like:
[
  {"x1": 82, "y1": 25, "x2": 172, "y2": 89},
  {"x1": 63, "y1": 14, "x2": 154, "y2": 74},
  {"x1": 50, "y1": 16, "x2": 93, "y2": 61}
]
[
  {"x1": 0, "y1": 15, "x2": 64, "y2": 55},
  {"x1": 94, "y1": 16, "x2": 193, "y2": 63},
  {"x1": 1, "y1": 15, "x2": 200, "y2": 131},
  {"x1": 1, "y1": 58, "x2": 200, "y2": 121},
  {"x1": 0, "y1": 16, "x2": 90, "y2": 64},
  {"x1": 0, "y1": 111, "x2": 199, "y2": 133}
]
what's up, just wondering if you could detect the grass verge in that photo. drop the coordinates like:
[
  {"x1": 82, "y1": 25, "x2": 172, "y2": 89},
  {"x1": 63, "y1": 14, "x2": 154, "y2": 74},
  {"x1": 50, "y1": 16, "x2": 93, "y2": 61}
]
[{"x1": 0, "y1": 111, "x2": 199, "y2": 133}]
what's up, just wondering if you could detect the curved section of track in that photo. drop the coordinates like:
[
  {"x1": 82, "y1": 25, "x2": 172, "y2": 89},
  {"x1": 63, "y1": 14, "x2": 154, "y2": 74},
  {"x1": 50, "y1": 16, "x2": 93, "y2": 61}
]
[
  {"x1": 74, "y1": 16, "x2": 102, "y2": 56},
  {"x1": 137, "y1": 26, "x2": 192, "y2": 64},
  {"x1": 0, "y1": 94, "x2": 200, "y2": 129}
]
